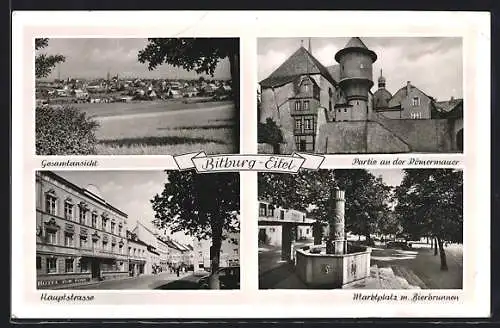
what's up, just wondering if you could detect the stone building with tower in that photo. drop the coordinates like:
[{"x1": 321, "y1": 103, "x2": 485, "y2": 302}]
[
  {"x1": 36, "y1": 171, "x2": 129, "y2": 289},
  {"x1": 258, "y1": 37, "x2": 464, "y2": 154}
]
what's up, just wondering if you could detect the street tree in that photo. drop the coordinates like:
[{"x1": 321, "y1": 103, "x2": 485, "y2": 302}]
[
  {"x1": 35, "y1": 38, "x2": 65, "y2": 79},
  {"x1": 150, "y1": 170, "x2": 240, "y2": 289},
  {"x1": 394, "y1": 169, "x2": 463, "y2": 270}
]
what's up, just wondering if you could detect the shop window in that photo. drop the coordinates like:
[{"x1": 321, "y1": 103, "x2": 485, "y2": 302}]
[
  {"x1": 65, "y1": 259, "x2": 74, "y2": 273},
  {"x1": 80, "y1": 259, "x2": 89, "y2": 272},
  {"x1": 47, "y1": 258, "x2": 57, "y2": 273},
  {"x1": 45, "y1": 194, "x2": 57, "y2": 215},
  {"x1": 36, "y1": 256, "x2": 41, "y2": 270}
]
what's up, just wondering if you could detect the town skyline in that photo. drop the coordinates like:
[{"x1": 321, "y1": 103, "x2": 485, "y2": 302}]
[
  {"x1": 37, "y1": 38, "x2": 232, "y2": 81},
  {"x1": 258, "y1": 37, "x2": 463, "y2": 102}
]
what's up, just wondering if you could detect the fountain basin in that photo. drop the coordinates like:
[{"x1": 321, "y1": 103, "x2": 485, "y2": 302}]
[{"x1": 295, "y1": 245, "x2": 371, "y2": 288}]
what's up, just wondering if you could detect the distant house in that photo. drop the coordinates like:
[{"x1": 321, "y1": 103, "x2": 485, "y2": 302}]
[
  {"x1": 73, "y1": 89, "x2": 89, "y2": 99},
  {"x1": 168, "y1": 89, "x2": 182, "y2": 99},
  {"x1": 181, "y1": 86, "x2": 198, "y2": 98}
]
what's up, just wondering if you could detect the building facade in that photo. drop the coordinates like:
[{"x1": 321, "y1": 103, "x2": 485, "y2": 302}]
[
  {"x1": 193, "y1": 231, "x2": 240, "y2": 270},
  {"x1": 259, "y1": 37, "x2": 464, "y2": 154},
  {"x1": 36, "y1": 171, "x2": 129, "y2": 289},
  {"x1": 258, "y1": 200, "x2": 315, "y2": 247},
  {"x1": 126, "y1": 230, "x2": 148, "y2": 276}
]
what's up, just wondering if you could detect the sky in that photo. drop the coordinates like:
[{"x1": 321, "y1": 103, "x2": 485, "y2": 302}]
[
  {"x1": 54, "y1": 170, "x2": 193, "y2": 245},
  {"x1": 258, "y1": 37, "x2": 463, "y2": 102},
  {"x1": 367, "y1": 169, "x2": 404, "y2": 187},
  {"x1": 38, "y1": 38, "x2": 231, "y2": 80}
]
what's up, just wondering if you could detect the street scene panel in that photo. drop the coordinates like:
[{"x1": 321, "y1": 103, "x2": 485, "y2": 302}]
[
  {"x1": 36, "y1": 170, "x2": 240, "y2": 290},
  {"x1": 35, "y1": 38, "x2": 239, "y2": 155},
  {"x1": 257, "y1": 37, "x2": 463, "y2": 154},
  {"x1": 258, "y1": 169, "x2": 463, "y2": 289}
]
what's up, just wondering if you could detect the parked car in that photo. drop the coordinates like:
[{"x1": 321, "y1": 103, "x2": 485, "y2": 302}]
[
  {"x1": 386, "y1": 240, "x2": 412, "y2": 250},
  {"x1": 198, "y1": 266, "x2": 240, "y2": 289}
]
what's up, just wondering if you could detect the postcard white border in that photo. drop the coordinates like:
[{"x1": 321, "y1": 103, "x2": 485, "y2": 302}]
[{"x1": 12, "y1": 10, "x2": 490, "y2": 319}]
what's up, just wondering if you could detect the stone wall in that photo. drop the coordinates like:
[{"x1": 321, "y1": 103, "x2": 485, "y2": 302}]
[{"x1": 316, "y1": 116, "x2": 459, "y2": 153}]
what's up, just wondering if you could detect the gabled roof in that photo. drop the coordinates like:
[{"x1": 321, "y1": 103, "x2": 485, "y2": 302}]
[{"x1": 260, "y1": 46, "x2": 336, "y2": 88}]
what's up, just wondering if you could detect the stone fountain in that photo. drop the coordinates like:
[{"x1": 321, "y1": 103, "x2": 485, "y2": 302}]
[{"x1": 295, "y1": 187, "x2": 372, "y2": 288}]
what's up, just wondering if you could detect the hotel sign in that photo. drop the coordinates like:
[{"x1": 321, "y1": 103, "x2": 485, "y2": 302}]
[{"x1": 37, "y1": 277, "x2": 91, "y2": 288}]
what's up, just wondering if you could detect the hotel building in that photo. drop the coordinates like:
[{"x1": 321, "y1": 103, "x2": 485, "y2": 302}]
[{"x1": 36, "y1": 171, "x2": 129, "y2": 289}]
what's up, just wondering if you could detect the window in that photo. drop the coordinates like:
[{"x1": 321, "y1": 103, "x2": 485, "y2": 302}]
[
  {"x1": 64, "y1": 202, "x2": 73, "y2": 220},
  {"x1": 47, "y1": 258, "x2": 57, "y2": 273},
  {"x1": 65, "y1": 259, "x2": 74, "y2": 273},
  {"x1": 79, "y1": 209, "x2": 87, "y2": 225},
  {"x1": 111, "y1": 243, "x2": 115, "y2": 253},
  {"x1": 92, "y1": 239, "x2": 98, "y2": 250},
  {"x1": 36, "y1": 256, "x2": 41, "y2": 270},
  {"x1": 46, "y1": 230, "x2": 57, "y2": 244},
  {"x1": 412, "y1": 97, "x2": 420, "y2": 106},
  {"x1": 338, "y1": 108, "x2": 341, "y2": 113},
  {"x1": 280, "y1": 210, "x2": 285, "y2": 220},
  {"x1": 295, "y1": 101, "x2": 301, "y2": 111},
  {"x1": 64, "y1": 233, "x2": 74, "y2": 247},
  {"x1": 268, "y1": 206, "x2": 274, "y2": 217},
  {"x1": 80, "y1": 259, "x2": 89, "y2": 272},
  {"x1": 259, "y1": 203, "x2": 267, "y2": 216},
  {"x1": 80, "y1": 236, "x2": 88, "y2": 249},
  {"x1": 128, "y1": 247, "x2": 132, "y2": 255},
  {"x1": 111, "y1": 222, "x2": 116, "y2": 234},
  {"x1": 45, "y1": 194, "x2": 57, "y2": 215},
  {"x1": 360, "y1": 63, "x2": 364, "y2": 69},
  {"x1": 329, "y1": 101, "x2": 332, "y2": 111},
  {"x1": 306, "y1": 229, "x2": 310, "y2": 234},
  {"x1": 303, "y1": 100, "x2": 309, "y2": 110},
  {"x1": 118, "y1": 225, "x2": 122, "y2": 236},
  {"x1": 304, "y1": 118, "x2": 312, "y2": 130},
  {"x1": 234, "y1": 248, "x2": 238, "y2": 255},
  {"x1": 91, "y1": 213, "x2": 98, "y2": 228},
  {"x1": 344, "y1": 108, "x2": 347, "y2": 113},
  {"x1": 102, "y1": 240, "x2": 108, "y2": 251},
  {"x1": 102, "y1": 218, "x2": 107, "y2": 231},
  {"x1": 119, "y1": 244, "x2": 123, "y2": 254},
  {"x1": 295, "y1": 119, "x2": 302, "y2": 131},
  {"x1": 270, "y1": 228, "x2": 275, "y2": 233}
]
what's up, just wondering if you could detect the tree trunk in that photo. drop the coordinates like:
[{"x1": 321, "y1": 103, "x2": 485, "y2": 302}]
[
  {"x1": 209, "y1": 219, "x2": 223, "y2": 289},
  {"x1": 433, "y1": 236, "x2": 438, "y2": 255},
  {"x1": 229, "y1": 52, "x2": 240, "y2": 153},
  {"x1": 437, "y1": 236, "x2": 448, "y2": 271}
]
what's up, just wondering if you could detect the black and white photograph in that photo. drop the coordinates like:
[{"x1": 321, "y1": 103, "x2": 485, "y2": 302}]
[
  {"x1": 36, "y1": 170, "x2": 240, "y2": 290},
  {"x1": 257, "y1": 37, "x2": 464, "y2": 154},
  {"x1": 35, "y1": 38, "x2": 239, "y2": 155},
  {"x1": 258, "y1": 168, "x2": 463, "y2": 289}
]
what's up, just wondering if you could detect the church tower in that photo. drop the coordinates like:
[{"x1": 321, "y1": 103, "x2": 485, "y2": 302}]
[{"x1": 334, "y1": 37, "x2": 377, "y2": 121}]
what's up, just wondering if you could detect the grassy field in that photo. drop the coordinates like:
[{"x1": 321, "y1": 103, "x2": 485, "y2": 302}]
[{"x1": 80, "y1": 100, "x2": 237, "y2": 155}]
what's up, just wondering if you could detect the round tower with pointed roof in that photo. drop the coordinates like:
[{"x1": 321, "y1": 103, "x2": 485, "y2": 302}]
[
  {"x1": 335, "y1": 37, "x2": 377, "y2": 121},
  {"x1": 373, "y1": 69, "x2": 392, "y2": 110}
]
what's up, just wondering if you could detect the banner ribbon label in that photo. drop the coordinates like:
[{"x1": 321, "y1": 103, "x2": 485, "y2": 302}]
[{"x1": 174, "y1": 152, "x2": 325, "y2": 173}]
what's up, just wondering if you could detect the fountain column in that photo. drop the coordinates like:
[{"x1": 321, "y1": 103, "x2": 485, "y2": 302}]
[{"x1": 327, "y1": 187, "x2": 346, "y2": 255}]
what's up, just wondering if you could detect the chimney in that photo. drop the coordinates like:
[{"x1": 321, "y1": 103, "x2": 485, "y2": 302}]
[
  {"x1": 450, "y1": 96, "x2": 455, "y2": 103},
  {"x1": 406, "y1": 81, "x2": 411, "y2": 95}
]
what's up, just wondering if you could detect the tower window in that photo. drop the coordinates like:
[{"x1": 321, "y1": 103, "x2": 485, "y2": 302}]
[
  {"x1": 295, "y1": 119, "x2": 303, "y2": 131},
  {"x1": 295, "y1": 101, "x2": 301, "y2": 111},
  {"x1": 303, "y1": 100, "x2": 309, "y2": 110},
  {"x1": 304, "y1": 118, "x2": 312, "y2": 130}
]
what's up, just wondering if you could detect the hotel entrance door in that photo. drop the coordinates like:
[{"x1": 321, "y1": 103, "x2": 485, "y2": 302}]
[{"x1": 91, "y1": 259, "x2": 101, "y2": 280}]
